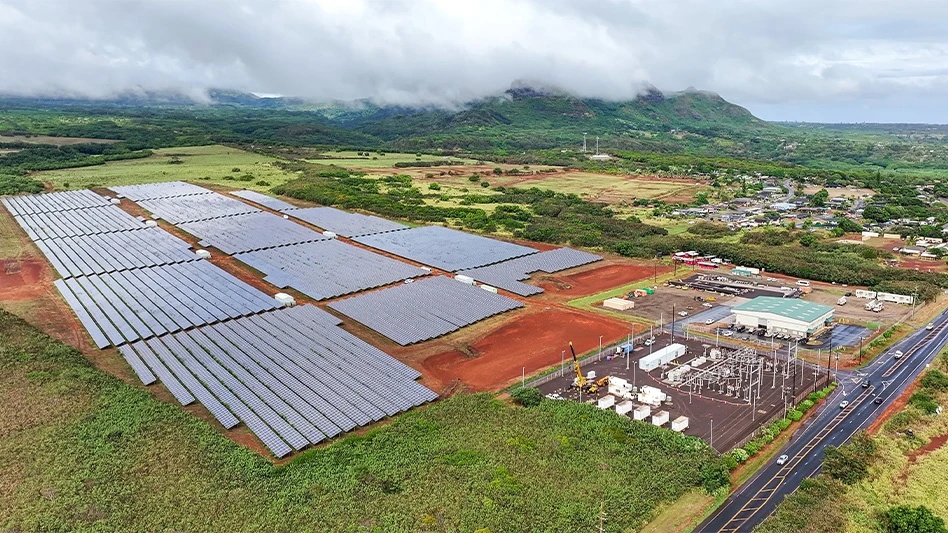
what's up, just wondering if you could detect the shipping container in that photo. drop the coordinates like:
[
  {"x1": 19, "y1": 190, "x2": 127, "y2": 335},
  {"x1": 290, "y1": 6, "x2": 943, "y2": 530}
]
[
  {"x1": 454, "y1": 275, "x2": 476, "y2": 285},
  {"x1": 633, "y1": 405, "x2": 651, "y2": 421},
  {"x1": 615, "y1": 400, "x2": 636, "y2": 416},
  {"x1": 671, "y1": 416, "x2": 689, "y2": 432},
  {"x1": 597, "y1": 395, "x2": 616, "y2": 410},
  {"x1": 603, "y1": 297, "x2": 634, "y2": 311}
]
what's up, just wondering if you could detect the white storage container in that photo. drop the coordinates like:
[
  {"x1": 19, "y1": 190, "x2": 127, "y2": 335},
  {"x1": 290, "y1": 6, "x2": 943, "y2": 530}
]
[
  {"x1": 615, "y1": 400, "x2": 636, "y2": 416},
  {"x1": 274, "y1": 293, "x2": 296, "y2": 306},
  {"x1": 639, "y1": 343, "x2": 687, "y2": 371},
  {"x1": 195, "y1": 249, "x2": 212, "y2": 259},
  {"x1": 597, "y1": 395, "x2": 616, "y2": 410},
  {"x1": 671, "y1": 416, "x2": 689, "y2": 432},
  {"x1": 603, "y1": 297, "x2": 634, "y2": 311},
  {"x1": 481, "y1": 284, "x2": 498, "y2": 293},
  {"x1": 651, "y1": 410, "x2": 670, "y2": 426},
  {"x1": 454, "y1": 275, "x2": 475, "y2": 285},
  {"x1": 633, "y1": 405, "x2": 651, "y2": 421}
]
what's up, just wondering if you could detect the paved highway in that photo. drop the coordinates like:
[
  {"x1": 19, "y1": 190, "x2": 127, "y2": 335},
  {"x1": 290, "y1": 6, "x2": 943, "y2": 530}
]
[{"x1": 698, "y1": 310, "x2": 948, "y2": 532}]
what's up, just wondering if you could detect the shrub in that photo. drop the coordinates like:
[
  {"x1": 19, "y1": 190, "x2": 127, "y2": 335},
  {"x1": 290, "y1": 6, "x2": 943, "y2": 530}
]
[
  {"x1": 0, "y1": 175, "x2": 43, "y2": 195},
  {"x1": 823, "y1": 432, "x2": 876, "y2": 484},
  {"x1": 237, "y1": 174, "x2": 255, "y2": 182},
  {"x1": 701, "y1": 460, "x2": 731, "y2": 493},
  {"x1": 255, "y1": 180, "x2": 270, "y2": 187},
  {"x1": 882, "y1": 505, "x2": 948, "y2": 533},
  {"x1": 493, "y1": 167, "x2": 503, "y2": 175},
  {"x1": 744, "y1": 442, "x2": 761, "y2": 456},
  {"x1": 885, "y1": 410, "x2": 922, "y2": 433},
  {"x1": 798, "y1": 399, "x2": 815, "y2": 412},
  {"x1": 787, "y1": 409, "x2": 803, "y2": 421},
  {"x1": 469, "y1": 175, "x2": 480, "y2": 182},
  {"x1": 776, "y1": 418, "x2": 792, "y2": 431},
  {"x1": 730, "y1": 448, "x2": 750, "y2": 464},
  {"x1": 231, "y1": 167, "x2": 240, "y2": 172},
  {"x1": 428, "y1": 183, "x2": 441, "y2": 190},
  {"x1": 510, "y1": 387, "x2": 542, "y2": 407},
  {"x1": 815, "y1": 391, "x2": 827, "y2": 399},
  {"x1": 480, "y1": 181, "x2": 490, "y2": 188},
  {"x1": 808, "y1": 392, "x2": 820, "y2": 402},
  {"x1": 909, "y1": 391, "x2": 940, "y2": 414},
  {"x1": 921, "y1": 369, "x2": 948, "y2": 392}
]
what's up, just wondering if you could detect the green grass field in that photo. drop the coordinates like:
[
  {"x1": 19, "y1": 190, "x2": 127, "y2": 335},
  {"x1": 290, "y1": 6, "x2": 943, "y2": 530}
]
[
  {"x1": 306, "y1": 150, "x2": 479, "y2": 168},
  {"x1": 35, "y1": 145, "x2": 300, "y2": 191},
  {"x1": 510, "y1": 172, "x2": 703, "y2": 203},
  {"x1": 0, "y1": 134, "x2": 119, "y2": 146},
  {"x1": 0, "y1": 309, "x2": 718, "y2": 532}
]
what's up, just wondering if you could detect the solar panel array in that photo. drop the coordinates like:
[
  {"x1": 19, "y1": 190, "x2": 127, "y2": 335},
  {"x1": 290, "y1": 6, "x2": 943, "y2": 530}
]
[
  {"x1": 287, "y1": 206, "x2": 408, "y2": 237},
  {"x1": 178, "y1": 211, "x2": 329, "y2": 255},
  {"x1": 36, "y1": 228, "x2": 198, "y2": 278},
  {"x1": 1, "y1": 190, "x2": 111, "y2": 215},
  {"x1": 354, "y1": 226, "x2": 539, "y2": 272},
  {"x1": 109, "y1": 181, "x2": 212, "y2": 201},
  {"x1": 329, "y1": 276, "x2": 524, "y2": 345},
  {"x1": 138, "y1": 193, "x2": 261, "y2": 224},
  {"x1": 8, "y1": 205, "x2": 146, "y2": 240},
  {"x1": 54, "y1": 261, "x2": 279, "y2": 348},
  {"x1": 235, "y1": 240, "x2": 429, "y2": 300},
  {"x1": 119, "y1": 305, "x2": 437, "y2": 457},
  {"x1": 230, "y1": 190, "x2": 299, "y2": 212},
  {"x1": 456, "y1": 248, "x2": 603, "y2": 296}
]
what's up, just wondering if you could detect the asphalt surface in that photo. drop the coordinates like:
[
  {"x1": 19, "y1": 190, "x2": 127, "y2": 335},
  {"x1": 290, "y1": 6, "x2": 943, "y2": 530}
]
[{"x1": 697, "y1": 310, "x2": 948, "y2": 532}]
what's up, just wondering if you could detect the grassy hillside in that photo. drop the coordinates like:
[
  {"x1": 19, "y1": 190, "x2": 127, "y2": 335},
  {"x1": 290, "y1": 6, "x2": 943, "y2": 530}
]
[{"x1": 0, "y1": 309, "x2": 721, "y2": 532}]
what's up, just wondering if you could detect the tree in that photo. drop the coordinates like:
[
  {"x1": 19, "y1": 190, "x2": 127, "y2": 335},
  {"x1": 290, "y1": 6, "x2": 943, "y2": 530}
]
[
  {"x1": 823, "y1": 431, "x2": 876, "y2": 484},
  {"x1": 810, "y1": 188, "x2": 829, "y2": 207},
  {"x1": 493, "y1": 167, "x2": 503, "y2": 175},
  {"x1": 882, "y1": 505, "x2": 947, "y2": 533},
  {"x1": 799, "y1": 232, "x2": 818, "y2": 247},
  {"x1": 510, "y1": 387, "x2": 542, "y2": 407}
]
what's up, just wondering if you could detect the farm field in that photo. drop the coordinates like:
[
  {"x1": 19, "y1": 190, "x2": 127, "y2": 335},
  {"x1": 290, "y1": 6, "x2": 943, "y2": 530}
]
[
  {"x1": 34, "y1": 145, "x2": 299, "y2": 191},
  {"x1": 0, "y1": 310, "x2": 718, "y2": 532},
  {"x1": 307, "y1": 150, "x2": 480, "y2": 168},
  {"x1": 509, "y1": 172, "x2": 705, "y2": 204}
]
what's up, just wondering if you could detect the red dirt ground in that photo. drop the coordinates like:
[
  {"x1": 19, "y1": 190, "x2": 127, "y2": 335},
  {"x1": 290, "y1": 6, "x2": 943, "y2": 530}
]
[
  {"x1": 895, "y1": 258, "x2": 948, "y2": 273},
  {"x1": 420, "y1": 306, "x2": 637, "y2": 391},
  {"x1": 538, "y1": 262, "x2": 672, "y2": 297},
  {"x1": 0, "y1": 259, "x2": 44, "y2": 299}
]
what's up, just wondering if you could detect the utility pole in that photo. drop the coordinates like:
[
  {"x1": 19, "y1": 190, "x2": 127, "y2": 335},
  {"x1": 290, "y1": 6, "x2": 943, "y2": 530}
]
[
  {"x1": 626, "y1": 333, "x2": 631, "y2": 371},
  {"x1": 672, "y1": 304, "x2": 677, "y2": 341},
  {"x1": 912, "y1": 284, "x2": 918, "y2": 319},
  {"x1": 859, "y1": 337, "x2": 864, "y2": 364},
  {"x1": 582, "y1": 133, "x2": 587, "y2": 153},
  {"x1": 710, "y1": 419, "x2": 714, "y2": 451},
  {"x1": 561, "y1": 350, "x2": 565, "y2": 377},
  {"x1": 599, "y1": 335, "x2": 603, "y2": 362}
]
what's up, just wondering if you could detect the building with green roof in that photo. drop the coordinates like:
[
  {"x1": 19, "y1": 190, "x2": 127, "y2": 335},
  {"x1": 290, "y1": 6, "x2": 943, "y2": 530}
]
[{"x1": 731, "y1": 296, "x2": 834, "y2": 337}]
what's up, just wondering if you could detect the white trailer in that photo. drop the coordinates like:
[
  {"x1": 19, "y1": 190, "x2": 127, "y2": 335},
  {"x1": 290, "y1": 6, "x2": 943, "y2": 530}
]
[
  {"x1": 633, "y1": 405, "x2": 651, "y2": 421},
  {"x1": 651, "y1": 410, "x2": 670, "y2": 427},
  {"x1": 638, "y1": 385, "x2": 666, "y2": 406},
  {"x1": 608, "y1": 377, "x2": 635, "y2": 400},
  {"x1": 454, "y1": 275, "x2": 476, "y2": 285},
  {"x1": 671, "y1": 416, "x2": 689, "y2": 432},
  {"x1": 480, "y1": 284, "x2": 498, "y2": 294},
  {"x1": 597, "y1": 395, "x2": 616, "y2": 410},
  {"x1": 639, "y1": 343, "x2": 688, "y2": 372},
  {"x1": 615, "y1": 400, "x2": 636, "y2": 416},
  {"x1": 855, "y1": 289, "x2": 877, "y2": 300}
]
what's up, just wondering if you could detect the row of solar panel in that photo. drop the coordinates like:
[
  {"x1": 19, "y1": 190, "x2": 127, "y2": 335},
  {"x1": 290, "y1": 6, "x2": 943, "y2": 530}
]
[
  {"x1": 456, "y1": 248, "x2": 603, "y2": 296},
  {"x1": 54, "y1": 261, "x2": 279, "y2": 348},
  {"x1": 329, "y1": 276, "x2": 524, "y2": 345},
  {"x1": 1, "y1": 189, "x2": 112, "y2": 216},
  {"x1": 138, "y1": 193, "x2": 261, "y2": 224},
  {"x1": 353, "y1": 225, "x2": 539, "y2": 272},
  {"x1": 235, "y1": 240, "x2": 429, "y2": 301},
  {"x1": 178, "y1": 211, "x2": 330, "y2": 254},
  {"x1": 109, "y1": 181, "x2": 213, "y2": 201},
  {"x1": 229, "y1": 189, "x2": 299, "y2": 212},
  {"x1": 118, "y1": 305, "x2": 436, "y2": 457},
  {"x1": 286, "y1": 207, "x2": 408, "y2": 238},
  {"x1": 35, "y1": 228, "x2": 198, "y2": 278},
  {"x1": 10, "y1": 205, "x2": 146, "y2": 240}
]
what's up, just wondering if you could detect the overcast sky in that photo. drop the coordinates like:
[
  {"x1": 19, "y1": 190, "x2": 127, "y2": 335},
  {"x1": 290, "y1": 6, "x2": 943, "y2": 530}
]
[{"x1": 2, "y1": 0, "x2": 948, "y2": 123}]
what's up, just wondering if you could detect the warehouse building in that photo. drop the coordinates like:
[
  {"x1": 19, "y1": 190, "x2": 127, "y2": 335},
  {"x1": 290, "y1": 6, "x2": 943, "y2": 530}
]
[{"x1": 731, "y1": 297, "x2": 834, "y2": 338}]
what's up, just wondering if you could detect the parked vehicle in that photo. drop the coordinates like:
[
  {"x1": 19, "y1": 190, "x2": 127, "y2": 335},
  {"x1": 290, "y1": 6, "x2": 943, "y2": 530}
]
[
  {"x1": 678, "y1": 311, "x2": 688, "y2": 317},
  {"x1": 644, "y1": 338, "x2": 656, "y2": 346},
  {"x1": 796, "y1": 280, "x2": 811, "y2": 287},
  {"x1": 705, "y1": 318, "x2": 715, "y2": 325},
  {"x1": 722, "y1": 330, "x2": 734, "y2": 337}
]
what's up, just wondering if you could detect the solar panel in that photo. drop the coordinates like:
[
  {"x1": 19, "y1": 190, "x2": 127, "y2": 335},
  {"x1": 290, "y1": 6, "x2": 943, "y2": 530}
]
[
  {"x1": 353, "y1": 226, "x2": 538, "y2": 271},
  {"x1": 455, "y1": 247, "x2": 603, "y2": 296},
  {"x1": 1, "y1": 190, "x2": 111, "y2": 216},
  {"x1": 286, "y1": 206, "x2": 408, "y2": 237},
  {"x1": 37, "y1": 228, "x2": 197, "y2": 278},
  {"x1": 328, "y1": 276, "x2": 524, "y2": 345},
  {"x1": 234, "y1": 240, "x2": 429, "y2": 300},
  {"x1": 108, "y1": 181, "x2": 212, "y2": 201},
  {"x1": 54, "y1": 261, "x2": 279, "y2": 347},
  {"x1": 119, "y1": 305, "x2": 435, "y2": 458},
  {"x1": 10, "y1": 206, "x2": 146, "y2": 240},
  {"x1": 177, "y1": 211, "x2": 329, "y2": 254},
  {"x1": 229, "y1": 189, "x2": 299, "y2": 212},
  {"x1": 137, "y1": 193, "x2": 260, "y2": 224}
]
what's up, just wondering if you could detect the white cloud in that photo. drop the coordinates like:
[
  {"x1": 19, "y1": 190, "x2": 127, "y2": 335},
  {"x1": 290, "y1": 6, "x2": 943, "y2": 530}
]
[{"x1": 1, "y1": 0, "x2": 948, "y2": 121}]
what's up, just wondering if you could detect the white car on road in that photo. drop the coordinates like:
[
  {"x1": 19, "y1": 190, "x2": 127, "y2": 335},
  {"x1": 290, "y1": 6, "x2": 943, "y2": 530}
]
[
  {"x1": 839, "y1": 400, "x2": 850, "y2": 409},
  {"x1": 776, "y1": 454, "x2": 789, "y2": 465}
]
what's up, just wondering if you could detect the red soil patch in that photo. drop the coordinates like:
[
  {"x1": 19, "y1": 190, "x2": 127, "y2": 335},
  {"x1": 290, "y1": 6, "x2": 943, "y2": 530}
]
[
  {"x1": 896, "y1": 258, "x2": 948, "y2": 273},
  {"x1": 420, "y1": 307, "x2": 636, "y2": 391},
  {"x1": 0, "y1": 259, "x2": 45, "y2": 299},
  {"x1": 538, "y1": 262, "x2": 671, "y2": 296}
]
